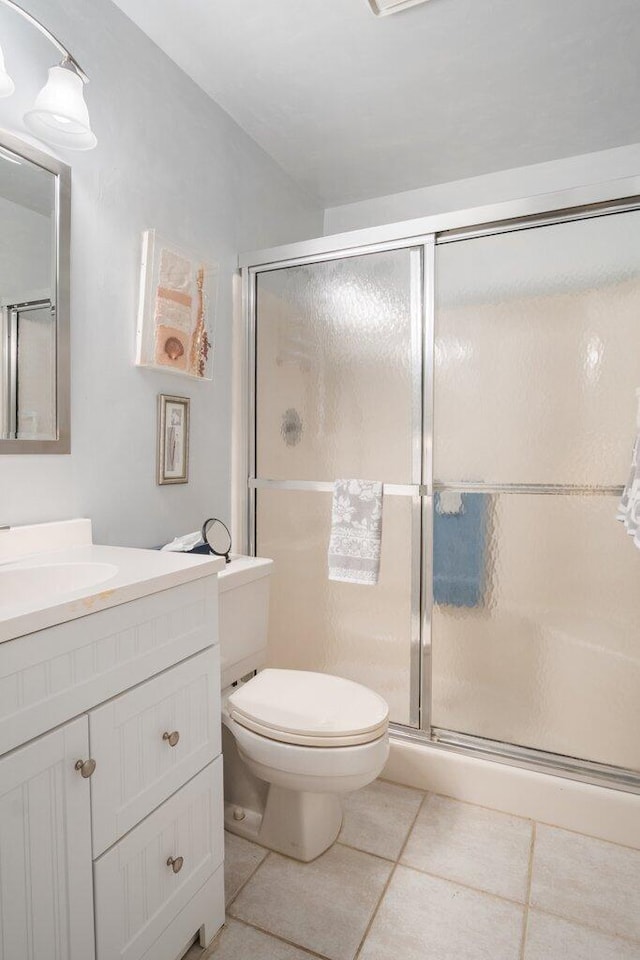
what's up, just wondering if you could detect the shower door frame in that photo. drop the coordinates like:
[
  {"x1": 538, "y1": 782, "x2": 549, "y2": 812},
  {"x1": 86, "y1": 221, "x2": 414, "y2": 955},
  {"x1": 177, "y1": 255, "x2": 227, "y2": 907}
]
[
  {"x1": 245, "y1": 236, "x2": 433, "y2": 729},
  {"x1": 240, "y1": 174, "x2": 640, "y2": 795}
]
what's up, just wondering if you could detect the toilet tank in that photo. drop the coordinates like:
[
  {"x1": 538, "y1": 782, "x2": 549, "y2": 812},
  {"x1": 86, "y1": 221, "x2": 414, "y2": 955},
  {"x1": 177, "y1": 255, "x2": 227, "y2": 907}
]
[{"x1": 218, "y1": 555, "x2": 273, "y2": 688}]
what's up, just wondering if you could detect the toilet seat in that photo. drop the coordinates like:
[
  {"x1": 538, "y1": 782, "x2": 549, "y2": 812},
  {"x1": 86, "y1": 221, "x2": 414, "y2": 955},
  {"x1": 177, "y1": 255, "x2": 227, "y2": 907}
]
[
  {"x1": 226, "y1": 714, "x2": 389, "y2": 793},
  {"x1": 227, "y1": 668, "x2": 389, "y2": 747}
]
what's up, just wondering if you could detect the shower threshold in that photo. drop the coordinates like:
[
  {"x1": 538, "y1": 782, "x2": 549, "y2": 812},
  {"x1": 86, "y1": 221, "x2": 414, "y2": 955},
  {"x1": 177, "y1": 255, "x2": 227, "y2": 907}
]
[{"x1": 389, "y1": 723, "x2": 640, "y2": 795}]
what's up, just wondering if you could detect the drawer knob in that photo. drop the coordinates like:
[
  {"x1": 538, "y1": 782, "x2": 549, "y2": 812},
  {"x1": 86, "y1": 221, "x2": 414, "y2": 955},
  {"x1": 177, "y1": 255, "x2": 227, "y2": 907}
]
[
  {"x1": 74, "y1": 758, "x2": 96, "y2": 779},
  {"x1": 167, "y1": 855, "x2": 184, "y2": 874},
  {"x1": 162, "y1": 730, "x2": 180, "y2": 747}
]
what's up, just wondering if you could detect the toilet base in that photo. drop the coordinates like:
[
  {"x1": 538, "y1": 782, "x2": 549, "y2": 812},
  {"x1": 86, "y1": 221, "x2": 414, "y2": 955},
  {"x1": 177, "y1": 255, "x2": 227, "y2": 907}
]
[{"x1": 224, "y1": 785, "x2": 343, "y2": 862}]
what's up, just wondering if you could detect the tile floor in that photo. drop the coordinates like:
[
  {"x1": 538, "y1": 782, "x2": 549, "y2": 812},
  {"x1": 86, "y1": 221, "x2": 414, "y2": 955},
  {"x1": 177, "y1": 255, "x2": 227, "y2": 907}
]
[{"x1": 184, "y1": 779, "x2": 640, "y2": 960}]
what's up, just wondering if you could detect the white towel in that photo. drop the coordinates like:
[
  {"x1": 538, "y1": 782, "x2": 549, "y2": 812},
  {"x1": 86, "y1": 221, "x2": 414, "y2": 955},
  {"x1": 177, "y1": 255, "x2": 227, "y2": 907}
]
[
  {"x1": 435, "y1": 490, "x2": 464, "y2": 516},
  {"x1": 328, "y1": 479, "x2": 383, "y2": 585},
  {"x1": 617, "y1": 390, "x2": 640, "y2": 548}
]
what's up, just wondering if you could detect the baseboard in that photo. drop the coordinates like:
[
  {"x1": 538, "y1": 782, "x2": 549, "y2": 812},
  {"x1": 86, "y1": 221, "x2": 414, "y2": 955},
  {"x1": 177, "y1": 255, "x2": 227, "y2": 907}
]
[{"x1": 383, "y1": 737, "x2": 640, "y2": 850}]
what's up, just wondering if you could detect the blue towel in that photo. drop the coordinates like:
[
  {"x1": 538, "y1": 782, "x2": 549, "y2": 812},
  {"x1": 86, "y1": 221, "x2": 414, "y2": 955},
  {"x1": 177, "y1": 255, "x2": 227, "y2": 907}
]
[{"x1": 433, "y1": 492, "x2": 489, "y2": 608}]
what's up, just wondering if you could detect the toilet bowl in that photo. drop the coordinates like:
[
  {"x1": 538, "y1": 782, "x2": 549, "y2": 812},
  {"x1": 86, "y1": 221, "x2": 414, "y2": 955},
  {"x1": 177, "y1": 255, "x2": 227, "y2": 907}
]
[{"x1": 218, "y1": 557, "x2": 390, "y2": 862}]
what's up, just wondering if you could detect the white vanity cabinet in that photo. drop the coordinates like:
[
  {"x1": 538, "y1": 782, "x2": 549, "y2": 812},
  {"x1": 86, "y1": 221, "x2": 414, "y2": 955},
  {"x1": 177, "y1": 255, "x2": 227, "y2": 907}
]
[
  {"x1": 0, "y1": 717, "x2": 95, "y2": 960},
  {"x1": 0, "y1": 567, "x2": 224, "y2": 960}
]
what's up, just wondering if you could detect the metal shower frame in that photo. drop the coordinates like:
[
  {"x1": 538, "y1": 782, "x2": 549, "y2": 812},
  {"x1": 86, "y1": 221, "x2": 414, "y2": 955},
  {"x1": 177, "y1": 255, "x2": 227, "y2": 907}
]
[{"x1": 239, "y1": 175, "x2": 640, "y2": 795}]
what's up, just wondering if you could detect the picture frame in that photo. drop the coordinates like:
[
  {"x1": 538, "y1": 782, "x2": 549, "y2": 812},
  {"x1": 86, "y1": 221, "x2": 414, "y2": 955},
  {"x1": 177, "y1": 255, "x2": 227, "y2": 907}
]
[
  {"x1": 136, "y1": 230, "x2": 218, "y2": 380},
  {"x1": 157, "y1": 394, "x2": 190, "y2": 485}
]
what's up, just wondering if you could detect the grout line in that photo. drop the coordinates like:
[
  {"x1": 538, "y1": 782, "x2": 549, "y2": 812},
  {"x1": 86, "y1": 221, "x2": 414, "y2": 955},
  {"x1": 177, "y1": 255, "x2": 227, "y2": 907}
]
[
  {"x1": 519, "y1": 821, "x2": 536, "y2": 960},
  {"x1": 224, "y1": 841, "x2": 271, "y2": 910},
  {"x1": 395, "y1": 790, "x2": 430, "y2": 867},
  {"x1": 354, "y1": 863, "x2": 398, "y2": 960},
  {"x1": 519, "y1": 905, "x2": 531, "y2": 960},
  {"x1": 526, "y1": 815, "x2": 640, "y2": 854},
  {"x1": 230, "y1": 916, "x2": 333, "y2": 959},
  {"x1": 234, "y1": 840, "x2": 396, "y2": 872},
  {"x1": 414, "y1": 787, "x2": 536, "y2": 825},
  {"x1": 353, "y1": 791, "x2": 429, "y2": 960},
  {"x1": 392, "y1": 798, "x2": 533, "y2": 911},
  {"x1": 381, "y1": 778, "x2": 640, "y2": 854},
  {"x1": 526, "y1": 904, "x2": 640, "y2": 949},
  {"x1": 398, "y1": 860, "x2": 529, "y2": 909},
  {"x1": 334, "y1": 839, "x2": 398, "y2": 864},
  {"x1": 223, "y1": 794, "x2": 640, "y2": 958},
  {"x1": 376, "y1": 776, "x2": 427, "y2": 798},
  {"x1": 526, "y1": 821, "x2": 537, "y2": 907}
]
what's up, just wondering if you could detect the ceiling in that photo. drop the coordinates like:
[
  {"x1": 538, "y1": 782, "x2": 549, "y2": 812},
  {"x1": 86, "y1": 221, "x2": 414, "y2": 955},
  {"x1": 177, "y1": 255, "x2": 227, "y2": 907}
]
[{"x1": 111, "y1": 0, "x2": 640, "y2": 207}]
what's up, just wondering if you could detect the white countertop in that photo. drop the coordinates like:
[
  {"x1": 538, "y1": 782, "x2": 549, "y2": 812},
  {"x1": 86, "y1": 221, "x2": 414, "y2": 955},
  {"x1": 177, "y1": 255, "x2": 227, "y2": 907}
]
[{"x1": 0, "y1": 543, "x2": 224, "y2": 644}]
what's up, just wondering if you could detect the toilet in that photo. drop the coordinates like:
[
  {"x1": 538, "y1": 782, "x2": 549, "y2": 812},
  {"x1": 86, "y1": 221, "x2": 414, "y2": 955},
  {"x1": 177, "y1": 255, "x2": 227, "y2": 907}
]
[{"x1": 219, "y1": 555, "x2": 390, "y2": 862}]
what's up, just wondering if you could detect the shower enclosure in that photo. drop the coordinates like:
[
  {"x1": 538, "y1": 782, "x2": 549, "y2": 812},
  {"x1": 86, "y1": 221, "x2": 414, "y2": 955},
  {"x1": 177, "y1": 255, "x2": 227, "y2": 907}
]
[{"x1": 242, "y1": 182, "x2": 640, "y2": 792}]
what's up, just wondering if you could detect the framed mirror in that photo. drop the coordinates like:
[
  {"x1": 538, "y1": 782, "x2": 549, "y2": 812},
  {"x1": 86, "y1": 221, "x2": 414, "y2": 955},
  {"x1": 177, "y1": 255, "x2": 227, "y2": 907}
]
[{"x1": 0, "y1": 130, "x2": 70, "y2": 453}]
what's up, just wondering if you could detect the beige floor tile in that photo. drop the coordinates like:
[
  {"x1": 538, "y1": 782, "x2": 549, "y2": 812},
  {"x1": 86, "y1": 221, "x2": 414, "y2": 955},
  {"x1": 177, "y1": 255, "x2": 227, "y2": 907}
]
[
  {"x1": 530, "y1": 825, "x2": 640, "y2": 941},
  {"x1": 338, "y1": 779, "x2": 424, "y2": 860},
  {"x1": 400, "y1": 794, "x2": 533, "y2": 901},
  {"x1": 203, "y1": 919, "x2": 317, "y2": 959},
  {"x1": 524, "y1": 910, "x2": 640, "y2": 960},
  {"x1": 229, "y1": 843, "x2": 392, "y2": 960},
  {"x1": 224, "y1": 831, "x2": 268, "y2": 905},
  {"x1": 359, "y1": 865, "x2": 524, "y2": 960}
]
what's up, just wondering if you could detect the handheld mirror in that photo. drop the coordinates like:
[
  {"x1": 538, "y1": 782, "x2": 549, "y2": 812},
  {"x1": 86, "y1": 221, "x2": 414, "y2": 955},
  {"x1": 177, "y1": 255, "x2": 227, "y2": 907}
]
[{"x1": 202, "y1": 517, "x2": 232, "y2": 562}]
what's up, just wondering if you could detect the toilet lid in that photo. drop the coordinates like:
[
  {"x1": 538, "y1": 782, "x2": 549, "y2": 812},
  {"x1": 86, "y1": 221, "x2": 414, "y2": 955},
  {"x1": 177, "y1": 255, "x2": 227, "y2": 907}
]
[{"x1": 227, "y1": 669, "x2": 389, "y2": 747}]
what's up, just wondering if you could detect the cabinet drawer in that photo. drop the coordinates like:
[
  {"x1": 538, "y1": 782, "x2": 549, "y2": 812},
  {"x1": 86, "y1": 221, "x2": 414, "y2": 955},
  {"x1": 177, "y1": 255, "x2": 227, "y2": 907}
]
[
  {"x1": 90, "y1": 648, "x2": 221, "y2": 856},
  {"x1": 0, "y1": 576, "x2": 218, "y2": 755},
  {"x1": 138, "y1": 866, "x2": 224, "y2": 960},
  {"x1": 94, "y1": 757, "x2": 223, "y2": 960}
]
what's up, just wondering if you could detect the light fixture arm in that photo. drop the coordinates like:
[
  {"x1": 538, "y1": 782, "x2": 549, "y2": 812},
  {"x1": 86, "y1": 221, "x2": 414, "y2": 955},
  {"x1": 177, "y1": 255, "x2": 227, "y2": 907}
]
[{"x1": 0, "y1": 0, "x2": 88, "y2": 82}]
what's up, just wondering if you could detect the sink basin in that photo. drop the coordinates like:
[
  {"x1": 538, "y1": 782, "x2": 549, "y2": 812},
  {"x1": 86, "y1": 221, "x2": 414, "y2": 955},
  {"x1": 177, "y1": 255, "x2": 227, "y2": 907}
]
[{"x1": 0, "y1": 562, "x2": 119, "y2": 606}]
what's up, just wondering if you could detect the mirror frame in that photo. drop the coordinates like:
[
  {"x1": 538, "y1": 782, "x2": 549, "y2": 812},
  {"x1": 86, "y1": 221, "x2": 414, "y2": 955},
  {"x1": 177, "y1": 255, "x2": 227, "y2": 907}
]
[{"x1": 0, "y1": 129, "x2": 70, "y2": 454}]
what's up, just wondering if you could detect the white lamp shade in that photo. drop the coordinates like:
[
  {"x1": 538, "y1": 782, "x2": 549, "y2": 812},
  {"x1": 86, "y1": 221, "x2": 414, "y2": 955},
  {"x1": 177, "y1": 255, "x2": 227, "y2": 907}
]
[
  {"x1": 24, "y1": 64, "x2": 97, "y2": 150},
  {"x1": 0, "y1": 43, "x2": 15, "y2": 98}
]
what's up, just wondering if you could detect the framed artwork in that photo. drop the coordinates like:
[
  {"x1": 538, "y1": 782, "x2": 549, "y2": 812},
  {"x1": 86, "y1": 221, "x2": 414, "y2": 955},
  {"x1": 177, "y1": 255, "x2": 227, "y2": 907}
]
[
  {"x1": 136, "y1": 230, "x2": 218, "y2": 380},
  {"x1": 157, "y1": 394, "x2": 190, "y2": 485}
]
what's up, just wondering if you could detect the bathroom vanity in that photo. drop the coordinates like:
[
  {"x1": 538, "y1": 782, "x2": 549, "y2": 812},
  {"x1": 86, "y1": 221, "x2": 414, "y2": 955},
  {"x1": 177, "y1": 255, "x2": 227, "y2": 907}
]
[{"x1": 0, "y1": 520, "x2": 225, "y2": 960}]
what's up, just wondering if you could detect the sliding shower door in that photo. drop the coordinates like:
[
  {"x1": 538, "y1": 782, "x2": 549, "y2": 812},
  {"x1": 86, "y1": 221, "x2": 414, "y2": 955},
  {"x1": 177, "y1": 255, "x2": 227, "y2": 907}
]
[
  {"x1": 431, "y1": 210, "x2": 640, "y2": 773},
  {"x1": 248, "y1": 195, "x2": 640, "y2": 786},
  {"x1": 252, "y1": 246, "x2": 425, "y2": 726}
]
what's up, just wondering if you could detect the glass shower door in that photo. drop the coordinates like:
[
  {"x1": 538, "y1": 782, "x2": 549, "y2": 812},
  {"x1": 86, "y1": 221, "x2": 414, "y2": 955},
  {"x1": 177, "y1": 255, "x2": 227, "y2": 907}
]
[
  {"x1": 431, "y1": 210, "x2": 640, "y2": 772},
  {"x1": 253, "y1": 246, "x2": 424, "y2": 726}
]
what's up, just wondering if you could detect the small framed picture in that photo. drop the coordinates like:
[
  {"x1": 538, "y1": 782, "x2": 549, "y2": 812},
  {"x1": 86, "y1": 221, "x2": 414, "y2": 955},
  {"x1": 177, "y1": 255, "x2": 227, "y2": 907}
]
[{"x1": 157, "y1": 394, "x2": 190, "y2": 485}]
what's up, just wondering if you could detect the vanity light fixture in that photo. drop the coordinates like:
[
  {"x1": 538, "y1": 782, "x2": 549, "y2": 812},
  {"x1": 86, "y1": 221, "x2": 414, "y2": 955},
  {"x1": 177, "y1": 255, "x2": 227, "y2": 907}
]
[
  {"x1": 0, "y1": 144, "x2": 20, "y2": 163},
  {"x1": 0, "y1": 0, "x2": 96, "y2": 150},
  {"x1": 368, "y1": 0, "x2": 432, "y2": 14},
  {"x1": 0, "y1": 40, "x2": 14, "y2": 95}
]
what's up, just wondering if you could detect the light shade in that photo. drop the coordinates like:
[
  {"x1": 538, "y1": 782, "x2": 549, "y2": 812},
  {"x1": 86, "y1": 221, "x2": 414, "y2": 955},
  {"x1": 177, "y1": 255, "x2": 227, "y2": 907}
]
[
  {"x1": 368, "y1": 0, "x2": 431, "y2": 13},
  {"x1": 0, "y1": 42, "x2": 15, "y2": 97},
  {"x1": 24, "y1": 63, "x2": 96, "y2": 150}
]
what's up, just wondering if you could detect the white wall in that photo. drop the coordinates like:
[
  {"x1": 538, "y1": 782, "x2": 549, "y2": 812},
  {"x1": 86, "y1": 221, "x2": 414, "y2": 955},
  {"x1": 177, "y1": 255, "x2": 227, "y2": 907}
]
[
  {"x1": 0, "y1": 0, "x2": 322, "y2": 546},
  {"x1": 324, "y1": 143, "x2": 640, "y2": 234}
]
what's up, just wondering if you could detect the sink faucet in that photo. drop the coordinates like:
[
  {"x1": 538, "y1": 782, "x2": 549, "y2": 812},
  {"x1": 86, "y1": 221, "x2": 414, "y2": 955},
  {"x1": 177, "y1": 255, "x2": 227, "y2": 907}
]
[{"x1": 0, "y1": 523, "x2": 9, "y2": 530}]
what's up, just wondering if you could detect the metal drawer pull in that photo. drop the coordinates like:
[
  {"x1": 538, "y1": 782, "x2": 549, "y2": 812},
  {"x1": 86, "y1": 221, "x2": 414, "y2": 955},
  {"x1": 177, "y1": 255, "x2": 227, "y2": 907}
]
[
  {"x1": 162, "y1": 730, "x2": 180, "y2": 747},
  {"x1": 166, "y1": 856, "x2": 184, "y2": 874},
  {"x1": 74, "y1": 758, "x2": 96, "y2": 778}
]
